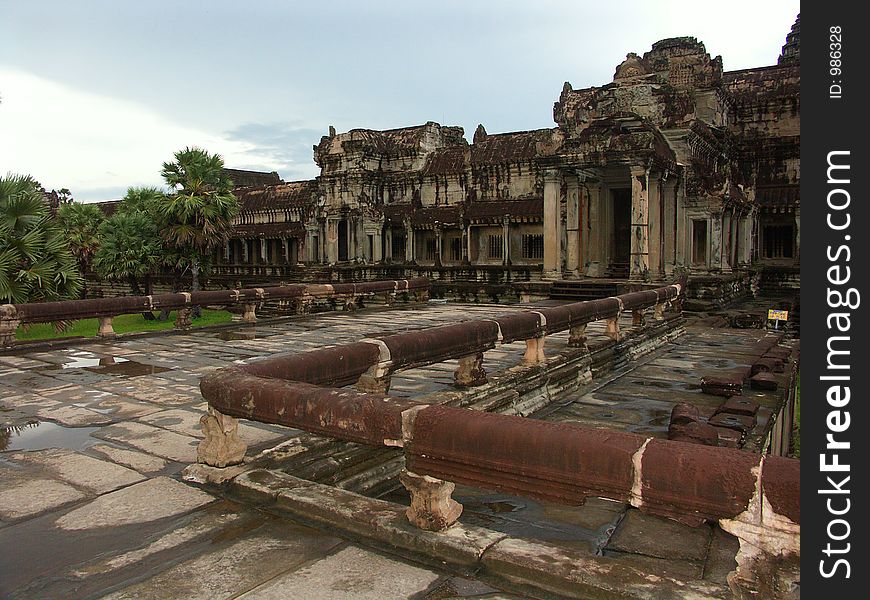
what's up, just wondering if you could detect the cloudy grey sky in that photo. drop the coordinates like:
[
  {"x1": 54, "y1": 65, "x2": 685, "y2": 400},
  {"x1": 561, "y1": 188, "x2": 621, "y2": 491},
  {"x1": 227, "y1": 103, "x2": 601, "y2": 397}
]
[{"x1": 1, "y1": 1, "x2": 799, "y2": 202}]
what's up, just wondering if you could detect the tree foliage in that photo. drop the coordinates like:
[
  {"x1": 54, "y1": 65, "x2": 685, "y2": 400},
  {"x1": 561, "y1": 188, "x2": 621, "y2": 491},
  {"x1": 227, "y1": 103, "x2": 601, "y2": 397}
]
[
  {"x1": 159, "y1": 147, "x2": 239, "y2": 291},
  {"x1": 57, "y1": 201, "x2": 105, "y2": 274},
  {"x1": 92, "y1": 187, "x2": 166, "y2": 297},
  {"x1": 92, "y1": 211, "x2": 163, "y2": 296},
  {"x1": 0, "y1": 174, "x2": 83, "y2": 304}
]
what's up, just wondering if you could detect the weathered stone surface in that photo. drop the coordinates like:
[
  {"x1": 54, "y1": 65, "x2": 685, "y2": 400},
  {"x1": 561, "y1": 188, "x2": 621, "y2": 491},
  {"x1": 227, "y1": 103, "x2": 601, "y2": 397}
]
[
  {"x1": 238, "y1": 546, "x2": 441, "y2": 600},
  {"x1": 88, "y1": 444, "x2": 168, "y2": 474},
  {"x1": 0, "y1": 477, "x2": 86, "y2": 521},
  {"x1": 400, "y1": 469, "x2": 463, "y2": 531},
  {"x1": 483, "y1": 537, "x2": 728, "y2": 599},
  {"x1": 9, "y1": 448, "x2": 144, "y2": 494},
  {"x1": 607, "y1": 509, "x2": 713, "y2": 561},
  {"x1": 196, "y1": 407, "x2": 247, "y2": 467},
  {"x1": 93, "y1": 421, "x2": 200, "y2": 463},
  {"x1": 55, "y1": 477, "x2": 214, "y2": 530},
  {"x1": 102, "y1": 525, "x2": 342, "y2": 600},
  {"x1": 268, "y1": 473, "x2": 507, "y2": 567}
]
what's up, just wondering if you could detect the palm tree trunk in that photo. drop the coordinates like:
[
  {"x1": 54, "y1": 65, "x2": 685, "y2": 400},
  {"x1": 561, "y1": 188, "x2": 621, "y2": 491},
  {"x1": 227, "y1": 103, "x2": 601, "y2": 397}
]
[{"x1": 191, "y1": 259, "x2": 203, "y2": 319}]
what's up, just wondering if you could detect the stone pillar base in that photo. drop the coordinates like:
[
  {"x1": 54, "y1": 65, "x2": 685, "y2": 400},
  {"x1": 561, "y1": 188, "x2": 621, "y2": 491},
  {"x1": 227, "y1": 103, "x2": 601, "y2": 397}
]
[
  {"x1": 654, "y1": 303, "x2": 665, "y2": 321},
  {"x1": 357, "y1": 372, "x2": 391, "y2": 394},
  {"x1": 568, "y1": 323, "x2": 587, "y2": 347},
  {"x1": 197, "y1": 407, "x2": 247, "y2": 467},
  {"x1": 454, "y1": 352, "x2": 487, "y2": 387},
  {"x1": 523, "y1": 336, "x2": 546, "y2": 364},
  {"x1": 542, "y1": 270, "x2": 562, "y2": 281},
  {"x1": 399, "y1": 469, "x2": 463, "y2": 531},
  {"x1": 605, "y1": 315, "x2": 621, "y2": 341},
  {"x1": 0, "y1": 305, "x2": 20, "y2": 348},
  {"x1": 242, "y1": 303, "x2": 257, "y2": 323},
  {"x1": 98, "y1": 316, "x2": 116, "y2": 339},
  {"x1": 174, "y1": 308, "x2": 193, "y2": 330},
  {"x1": 632, "y1": 309, "x2": 645, "y2": 327}
]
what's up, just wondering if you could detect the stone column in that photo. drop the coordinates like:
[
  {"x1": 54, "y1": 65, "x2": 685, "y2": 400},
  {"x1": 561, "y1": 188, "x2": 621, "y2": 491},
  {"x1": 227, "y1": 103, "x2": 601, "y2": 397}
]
[
  {"x1": 629, "y1": 166, "x2": 650, "y2": 281},
  {"x1": 259, "y1": 237, "x2": 267, "y2": 264},
  {"x1": 543, "y1": 169, "x2": 562, "y2": 279},
  {"x1": 384, "y1": 227, "x2": 393, "y2": 262},
  {"x1": 710, "y1": 212, "x2": 724, "y2": 271},
  {"x1": 404, "y1": 218, "x2": 415, "y2": 263},
  {"x1": 461, "y1": 222, "x2": 470, "y2": 264},
  {"x1": 675, "y1": 184, "x2": 687, "y2": 270},
  {"x1": 586, "y1": 182, "x2": 604, "y2": 277},
  {"x1": 373, "y1": 229, "x2": 384, "y2": 263},
  {"x1": 501, "y1": 216, "x2": 510, "y2": 266},
  {"x1": 662, "y1": 178, "x2": 677, "y2": 277},
  {"x1": 721, "y1": 211, "x2": 733, "y2": 273},
  {"x1": 794, "y1": 207, "x2": 800, "y2": 262},
  {"x1": 326, "y1": 219, "x2": 338, "y2": 263},
  {"x1": 648, "y1": 173, "x2": 663, "y2": 280},
  {"x1": 737, "y1": 212, "x2": 753, "y2": 267},
  {"x1": 435, "y1": 224, "x2": 443, "y2": 267},
  {"x1": 565, "y1": 175, "x2": 581, "y2": 278},
  {"x1": 729, "y1": 210, "x2": 739, "y2": 269}
]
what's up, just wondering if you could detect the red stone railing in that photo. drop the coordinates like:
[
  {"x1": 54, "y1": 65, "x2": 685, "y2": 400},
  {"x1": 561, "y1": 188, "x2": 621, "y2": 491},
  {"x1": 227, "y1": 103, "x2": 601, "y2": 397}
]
[
  {"x1": 0, "y1": 277, "x2": 430, "y2": 347},
  {"x1": 195, "y1": 282, "x2": 799, "y2": 587}
]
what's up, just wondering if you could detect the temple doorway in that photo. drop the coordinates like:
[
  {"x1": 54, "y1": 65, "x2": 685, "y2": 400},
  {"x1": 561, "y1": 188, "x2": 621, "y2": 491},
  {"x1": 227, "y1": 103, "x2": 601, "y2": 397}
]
[
  {"x1": 610, "y1": 188, "x2": 631, "y2": 277},
  {"x1": 338, "y1": 220, "x2": 349, "y2": 262}
]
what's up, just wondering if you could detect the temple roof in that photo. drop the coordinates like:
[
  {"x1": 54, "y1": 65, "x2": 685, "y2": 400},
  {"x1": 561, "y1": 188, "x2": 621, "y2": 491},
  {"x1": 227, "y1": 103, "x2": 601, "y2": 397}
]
[
  {"x1": 470, "y1": 128, "x2": 557, "y2": 166},
  {"x1": 222, "y1": 168, "x2": 283, "y2": 189},
  {"x1": 234, "y1": 180, "x2": 316, "y2": 212}
]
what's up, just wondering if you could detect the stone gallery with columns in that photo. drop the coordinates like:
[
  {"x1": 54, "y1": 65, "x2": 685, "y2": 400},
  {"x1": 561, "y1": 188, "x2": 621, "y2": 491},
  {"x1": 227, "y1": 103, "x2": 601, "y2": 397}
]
[{"x1": 209, "y1": 17, "x2": 799, "y2": 303}]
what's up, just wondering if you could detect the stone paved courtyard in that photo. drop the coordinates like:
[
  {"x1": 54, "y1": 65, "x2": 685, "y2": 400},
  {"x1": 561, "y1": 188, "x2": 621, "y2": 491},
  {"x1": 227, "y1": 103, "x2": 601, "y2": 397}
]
[{"x1": 0, "y1": 301, "x2": 791, "y2": 598}]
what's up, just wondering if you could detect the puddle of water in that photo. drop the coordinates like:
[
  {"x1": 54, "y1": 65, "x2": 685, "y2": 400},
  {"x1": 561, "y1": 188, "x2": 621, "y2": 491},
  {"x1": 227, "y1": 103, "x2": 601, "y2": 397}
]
[
  {"x1": 1, "y1": 421, "x2": 99, "y2": 452},
  {"x1": 86, "y1": 361, "x2": 171, "y2": 377},
  {"x1": 36, "y1": 352, "x2": 170, "y2": 377},
  {"x1": 60, "y1": 356, "x2": 129, "y2": 369}
]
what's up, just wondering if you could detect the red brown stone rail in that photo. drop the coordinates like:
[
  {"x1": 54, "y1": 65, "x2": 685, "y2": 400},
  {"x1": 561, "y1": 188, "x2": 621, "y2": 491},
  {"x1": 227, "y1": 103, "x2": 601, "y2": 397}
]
[
  {"x1": 0, "y1": 277, "x2": 429, "y2": 347},
  {"x1": 194, "y1": 282, "x2": 798, "y2": 588}
]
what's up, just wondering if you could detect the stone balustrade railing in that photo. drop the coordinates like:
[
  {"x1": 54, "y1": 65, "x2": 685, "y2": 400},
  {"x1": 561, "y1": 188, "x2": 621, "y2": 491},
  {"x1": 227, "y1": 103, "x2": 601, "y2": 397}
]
[
  {"x1": 195, "y1": 281, "x2": 798, "y2": 590},
  {"x1": 0, "y1": 277, "x2": 430, "y2": 347}
]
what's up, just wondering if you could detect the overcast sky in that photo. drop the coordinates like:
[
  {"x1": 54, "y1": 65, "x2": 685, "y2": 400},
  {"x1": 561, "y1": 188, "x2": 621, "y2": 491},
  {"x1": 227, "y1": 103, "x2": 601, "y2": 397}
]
[{"x1": 1, "y1": 1, "x2": 799, "y2": 202}]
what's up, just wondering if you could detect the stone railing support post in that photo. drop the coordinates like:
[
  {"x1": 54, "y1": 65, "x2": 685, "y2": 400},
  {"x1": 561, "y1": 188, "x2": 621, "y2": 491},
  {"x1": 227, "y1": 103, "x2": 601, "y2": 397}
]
[
  {"x1": 174, "y1": 308, "x2": 193, "y2": 331},
  {"x1": 568, "y1": 323, "x2": 587, "y2": 347},
  {"x1": 523, "y1": 336, "x2": 546, "y2": 364},
  {"x1": 399, "y1": 469, "x2": 463, "y2": 531},
  {"x1": 1, "y1": 305, "x2": 21, "y2": 348},
  {"x1": 295, "y1": 296, "x2": 313, "y2": 315},
  {"x1": 454, "y1": 352, "x2": 487, "y2": 387},
  {"x1": 632, "y1": 309, "x2": 646, "y2": 327},
  {"x1": 356, "y1": 362, "x2": 393, "y2": 394},
  {"x1": 242, "y1": 303, "x2": 257, "y2": 323},
  {"x1": 197, "y1": 406, "x2": 247, "y2": 467},
  {"x1": 605, "y1": 314, "x2": 621, "y2": 341},
  {"x1": 654, "y1": 303, "x2": 665, "y2": 321},
  {"x1": 98, "y1": 316, "x2": 116, "y2": 338}
]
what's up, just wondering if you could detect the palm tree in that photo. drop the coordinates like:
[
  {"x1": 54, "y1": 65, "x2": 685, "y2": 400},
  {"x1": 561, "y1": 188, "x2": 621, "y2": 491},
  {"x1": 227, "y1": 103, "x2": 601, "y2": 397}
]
[
  {"x1": 159, "y1": 147, "x2": 239, "y2": 295},
  {"x1": 0, "y1": 174, "x2": 83, "y2": 304},
  {"x1": 92, "y1": 211, "x2": 162, "y2": 297},
  {"x1": 57, "y1": 201, "x2": 104, "y2": 297},
  {"x1": 117, "y1": 186, "x2": 165, "y2": 218}
]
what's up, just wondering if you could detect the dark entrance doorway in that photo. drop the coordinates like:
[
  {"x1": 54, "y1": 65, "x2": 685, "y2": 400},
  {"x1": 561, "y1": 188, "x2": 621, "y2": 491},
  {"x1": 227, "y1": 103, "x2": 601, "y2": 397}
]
[
  {"x1": 610, "y1": 188, "x2": 631, "y2": 277},
  {"x1": 338, "y1": 220, "x2": 349, "y2": 262}
]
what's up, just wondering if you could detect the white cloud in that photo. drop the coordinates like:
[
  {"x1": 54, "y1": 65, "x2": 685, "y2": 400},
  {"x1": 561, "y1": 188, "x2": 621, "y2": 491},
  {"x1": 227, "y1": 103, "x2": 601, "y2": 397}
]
[{"x1": 0, "y1": 69, "x2": 288, "y2": 201}]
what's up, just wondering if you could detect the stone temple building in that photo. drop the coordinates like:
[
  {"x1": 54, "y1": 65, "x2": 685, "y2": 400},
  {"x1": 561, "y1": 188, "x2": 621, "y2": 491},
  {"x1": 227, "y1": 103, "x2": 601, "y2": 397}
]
[{"x1": 213, "y1": 15, "x2": 799, "y2": 302}]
